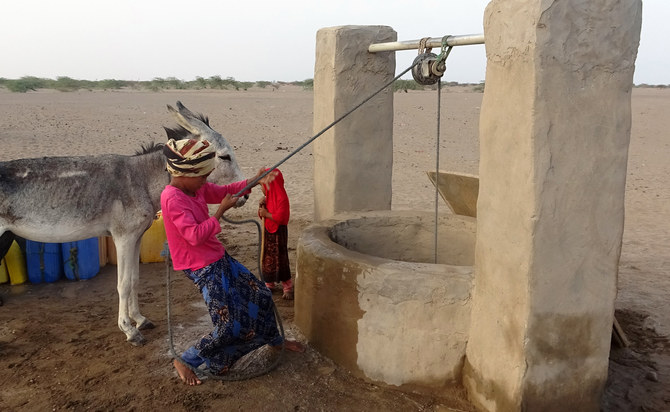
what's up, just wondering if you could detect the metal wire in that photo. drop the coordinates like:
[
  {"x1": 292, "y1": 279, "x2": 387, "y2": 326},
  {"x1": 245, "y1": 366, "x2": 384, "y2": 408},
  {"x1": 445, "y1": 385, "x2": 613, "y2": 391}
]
[
  {"x1": 234, "y1": 61, "x2": 421, "y2": 198},
  {"x1": 434, "y1": 77, "x2": 441, "y2": 264},
  {"x1": 434, "y1": 40, "x2": 453, "y2": 264}
]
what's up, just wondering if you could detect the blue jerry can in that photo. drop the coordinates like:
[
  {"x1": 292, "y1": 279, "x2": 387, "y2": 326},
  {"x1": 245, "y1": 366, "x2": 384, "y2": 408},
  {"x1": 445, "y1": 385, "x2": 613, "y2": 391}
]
[
  {"x1": 26, "y1": 240, "x2": 63, "y2": 283},
  {"x1": 62, "y1": 238, "x2": 100, "y2": 280}
]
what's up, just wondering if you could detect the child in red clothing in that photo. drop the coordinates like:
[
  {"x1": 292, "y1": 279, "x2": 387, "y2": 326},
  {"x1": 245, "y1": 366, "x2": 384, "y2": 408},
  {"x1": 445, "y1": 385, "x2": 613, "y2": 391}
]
[{"x1": 257, "y1": 168, "x2": 293, "y2": 299}]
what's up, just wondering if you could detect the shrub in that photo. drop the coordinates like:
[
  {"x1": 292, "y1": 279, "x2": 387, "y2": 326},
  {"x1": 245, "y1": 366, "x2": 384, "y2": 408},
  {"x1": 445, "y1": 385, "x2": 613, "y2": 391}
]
[
  {"x1": 4, "y1": 76, "x2": 49, "y2": 92},
  {"x1": 54, "y1": 76, "x2": 81, "y2": 92},
  {"x1": 393, "y1": 79, "x2": 422, "y2": 92},
  {"x1": 97, "y1": 79, "x2": 126, "y2": 90},
  {"x1": 297, "y1": 78, "x2": 313, "y2": 90}
]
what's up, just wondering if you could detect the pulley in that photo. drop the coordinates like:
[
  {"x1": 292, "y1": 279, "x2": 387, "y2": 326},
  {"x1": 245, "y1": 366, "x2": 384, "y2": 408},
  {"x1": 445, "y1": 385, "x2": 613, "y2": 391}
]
[
  {"x1": 411, "y1": 36, "x2": 452, "y2": 86},
  {"x1": 411, "y1": 52, "x2": 445, "y2": 85}
]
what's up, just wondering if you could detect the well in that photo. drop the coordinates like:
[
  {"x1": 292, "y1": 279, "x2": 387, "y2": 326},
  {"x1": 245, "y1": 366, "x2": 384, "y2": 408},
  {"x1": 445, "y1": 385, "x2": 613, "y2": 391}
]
[{"x1": 295, "y1": 210, "x2": 476, "y2": 393}]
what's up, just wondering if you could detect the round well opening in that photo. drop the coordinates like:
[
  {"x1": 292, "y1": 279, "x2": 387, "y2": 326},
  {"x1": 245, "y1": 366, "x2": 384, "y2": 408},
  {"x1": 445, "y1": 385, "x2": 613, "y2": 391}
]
[{"x1": 328, "y1": 213, "x2": 475, "y2": 266}]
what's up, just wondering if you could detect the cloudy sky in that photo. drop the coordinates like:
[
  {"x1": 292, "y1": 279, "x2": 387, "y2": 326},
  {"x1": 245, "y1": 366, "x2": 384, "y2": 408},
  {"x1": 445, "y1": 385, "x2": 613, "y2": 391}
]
[{"x1": 1, "y1": 0, "x2": 665, "y2": 84}]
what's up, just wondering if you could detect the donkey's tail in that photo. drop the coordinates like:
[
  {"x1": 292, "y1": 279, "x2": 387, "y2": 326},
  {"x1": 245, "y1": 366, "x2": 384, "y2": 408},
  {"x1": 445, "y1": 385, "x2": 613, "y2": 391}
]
[{"x1": 0, "y1": 231, "x2": 15, "y2": 260}]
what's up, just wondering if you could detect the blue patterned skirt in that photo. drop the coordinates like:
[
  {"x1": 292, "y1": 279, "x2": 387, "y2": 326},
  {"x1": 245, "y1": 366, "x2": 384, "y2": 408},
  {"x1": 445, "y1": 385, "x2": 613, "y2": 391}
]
[{"x1": 180, "y1": 252, "x2": 282, "y2": 374}]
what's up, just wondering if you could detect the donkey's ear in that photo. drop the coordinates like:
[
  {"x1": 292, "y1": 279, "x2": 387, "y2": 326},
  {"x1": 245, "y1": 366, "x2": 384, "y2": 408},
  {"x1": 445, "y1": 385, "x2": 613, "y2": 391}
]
[
  {"x1": 167, "y1": 103, "x2": 201, "y2": 136},
  {"x1": 176, "y1": 101, "x2": 198, "y2": 120}
]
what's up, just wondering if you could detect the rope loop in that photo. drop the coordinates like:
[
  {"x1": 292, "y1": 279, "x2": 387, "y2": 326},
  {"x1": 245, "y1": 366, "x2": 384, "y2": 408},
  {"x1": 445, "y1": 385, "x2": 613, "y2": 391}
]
[
  {"x1": 418, "y1": 37, "x2": 432, "y2": 55},
  {"x1": 432, "y1": 36, "x2": 453, "y2": 78}
]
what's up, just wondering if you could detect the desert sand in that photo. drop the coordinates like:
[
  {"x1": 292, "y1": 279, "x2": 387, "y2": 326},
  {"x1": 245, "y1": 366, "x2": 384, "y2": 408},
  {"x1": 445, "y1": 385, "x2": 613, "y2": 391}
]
[{"x1": 0, "y1": 86, "x2": 668, "y2": 411}]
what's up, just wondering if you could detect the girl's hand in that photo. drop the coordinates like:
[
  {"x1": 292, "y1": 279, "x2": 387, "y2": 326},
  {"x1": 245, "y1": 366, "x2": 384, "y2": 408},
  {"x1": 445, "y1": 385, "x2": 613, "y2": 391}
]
[
  {"x1": 215, "y1": 193, "x2": 239, "y2": 220},
  {"x1": 254, "y1": 168, "x2": 277, "y2": 187},
  {"x1": 221, "y1": 193, "x2": 239, "y2": 209}
]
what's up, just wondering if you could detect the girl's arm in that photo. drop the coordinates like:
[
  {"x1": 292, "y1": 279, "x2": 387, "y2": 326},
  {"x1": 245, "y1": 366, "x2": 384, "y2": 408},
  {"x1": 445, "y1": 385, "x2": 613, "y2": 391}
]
[
  {"x1": 213, "y1": 194, "x2": 239, "y2": 220},
  {"x1": 202, "y1": 168, "x2": 277, "y2": 204}
]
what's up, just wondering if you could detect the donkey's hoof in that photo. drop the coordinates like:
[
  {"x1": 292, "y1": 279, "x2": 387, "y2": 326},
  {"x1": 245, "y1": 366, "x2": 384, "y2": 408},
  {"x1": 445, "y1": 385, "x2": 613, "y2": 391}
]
[
  {"x1": 127, "y1": 332, "x2": 147, "y2": 346},
  {"x1": 137, "y1": 319, "x2": 155, "y2": 330}
]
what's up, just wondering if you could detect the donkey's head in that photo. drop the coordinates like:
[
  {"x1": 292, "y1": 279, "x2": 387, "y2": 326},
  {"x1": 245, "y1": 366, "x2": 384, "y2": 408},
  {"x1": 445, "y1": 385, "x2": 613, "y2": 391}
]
[{"x1": 165, "y1": 101, "x2": 248, "y2": 206}]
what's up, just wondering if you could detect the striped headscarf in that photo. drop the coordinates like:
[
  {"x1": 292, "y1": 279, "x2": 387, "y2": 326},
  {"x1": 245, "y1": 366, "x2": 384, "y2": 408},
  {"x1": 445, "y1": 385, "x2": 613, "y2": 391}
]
[{"x1": 164, "y1": 138, "x2": 216, "y2": 177}]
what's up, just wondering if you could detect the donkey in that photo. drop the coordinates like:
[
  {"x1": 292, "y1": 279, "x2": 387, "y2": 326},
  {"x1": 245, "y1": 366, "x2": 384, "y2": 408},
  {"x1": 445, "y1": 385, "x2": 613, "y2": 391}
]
[{"x1": 0, "y1": 101, "x2": 247, "y2": 345}]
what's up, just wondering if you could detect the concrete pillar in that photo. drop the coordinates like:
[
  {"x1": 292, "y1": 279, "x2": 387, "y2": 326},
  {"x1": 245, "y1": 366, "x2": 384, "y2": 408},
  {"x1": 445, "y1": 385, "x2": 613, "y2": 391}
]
[
  {"x1": 463, "y1": 1, "x2": 642, "y2": 411},
  {"x1": 313, "y1": 26, "x2": 396, "y2": 221}
]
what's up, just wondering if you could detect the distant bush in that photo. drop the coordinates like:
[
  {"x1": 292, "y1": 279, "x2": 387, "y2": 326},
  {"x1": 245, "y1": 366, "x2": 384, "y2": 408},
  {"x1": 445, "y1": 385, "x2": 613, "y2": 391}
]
[
  {"x1": 3, "y1": 76, "x2": 49, "y2": 92},
  {"x1": 97, "y1": 79, "x2": 127, "y2": 90},
  {"x1": 0, "y1": 75, "x2": 504, "y2": 94},
  {"x1": 165, "y1": 77, "x2": 186, "y2": 89},
  {"x1": 393, "y1": 79, "x2": 422, "y2": 92},
  {"x1": 255, "y1": 81, "x2": 280, "y2": 90},
  {"x1": 54, "y1": 76, "x2": 83, "y2": 91},
  {"x1": 147, "y1": 77, "x2": 166, "y2": 92},
  {"x1": 295, "y1": 78, "x2": 313, "y2": 90},
  {"x1": 193, "y1": 76, "x2": 208, "y2": 89},
  {"x1": 632, "y1": 83, "x2": 670, "y2": 89},
  {"x1": 239, "y1": 81, "x2": 254, "y2": 91}
]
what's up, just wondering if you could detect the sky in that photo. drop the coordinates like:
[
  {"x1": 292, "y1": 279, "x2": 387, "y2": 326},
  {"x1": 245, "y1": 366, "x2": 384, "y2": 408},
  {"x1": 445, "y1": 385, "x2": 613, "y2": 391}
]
[{"x1": 0, "y1": 0, "x2": 666, "y2": 85}]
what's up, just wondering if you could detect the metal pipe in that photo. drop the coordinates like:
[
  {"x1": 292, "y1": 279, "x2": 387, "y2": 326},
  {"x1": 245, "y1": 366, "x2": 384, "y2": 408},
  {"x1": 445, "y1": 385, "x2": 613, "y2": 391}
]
[{"x1": 368, "y1": 33, "x2": 484, "y2": 53}]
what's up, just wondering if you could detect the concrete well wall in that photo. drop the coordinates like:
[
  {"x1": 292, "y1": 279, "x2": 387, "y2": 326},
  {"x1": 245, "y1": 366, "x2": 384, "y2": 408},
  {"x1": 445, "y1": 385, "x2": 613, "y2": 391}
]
[
  {"x1": 295, "y1": 211, "x2": 475, "y2": 393},
  {"x1": 312, "y1": 26, "x2": 396, "y2": 221}
]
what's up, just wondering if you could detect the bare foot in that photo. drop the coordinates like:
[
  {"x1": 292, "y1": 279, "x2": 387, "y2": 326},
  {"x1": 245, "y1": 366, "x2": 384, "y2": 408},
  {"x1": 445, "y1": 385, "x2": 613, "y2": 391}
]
[
  {"x1": 173, "y1": 359, "x2": 202, "y2": 386},
  {"x1": 274, "y1": 340, "x2": 305, "y2": 353},
  {"x1": 282, "y1": 290, "x2": 294, "y2": 300}
]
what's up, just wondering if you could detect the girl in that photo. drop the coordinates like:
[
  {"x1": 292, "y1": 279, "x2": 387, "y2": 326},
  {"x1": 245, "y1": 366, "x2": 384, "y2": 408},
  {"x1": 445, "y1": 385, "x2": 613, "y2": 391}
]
[
  {"x1": 257, "y1": 168, "x2": 294, "y2": 299},
  {"x1": 161, "y1": 139, "x2": 302, "y2": 386}
]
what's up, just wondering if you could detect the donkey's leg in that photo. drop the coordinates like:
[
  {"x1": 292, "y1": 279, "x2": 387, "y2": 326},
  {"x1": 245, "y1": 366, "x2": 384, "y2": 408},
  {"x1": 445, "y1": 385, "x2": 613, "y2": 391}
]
[
  {"x1": 114, "y1": 235, "x2": 146, "y2": 346},
  {"x1": 127, "y1": 235, "x2": 154, "y2": 331}
]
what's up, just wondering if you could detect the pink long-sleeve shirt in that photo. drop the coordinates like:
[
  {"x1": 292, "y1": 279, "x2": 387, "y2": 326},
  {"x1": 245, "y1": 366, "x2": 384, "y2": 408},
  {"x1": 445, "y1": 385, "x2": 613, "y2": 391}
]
[{"x1": 160, "y1": 180, "x2": 249, "y2": 271}]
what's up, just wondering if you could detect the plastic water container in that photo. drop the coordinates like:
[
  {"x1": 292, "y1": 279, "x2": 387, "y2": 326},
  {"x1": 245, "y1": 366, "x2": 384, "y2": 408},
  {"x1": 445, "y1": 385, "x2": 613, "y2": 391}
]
[
  {"x1": 6, "y1": 240, "x2": 28, "y2": 285},
  {"x1": 140, "y1": 212, "x2": 167, "y2": 263},
  {"x1": 106, "y1": 236, "x2": 117, "y2": 265},
  {"x1": 0, "y1": 258, "x2": 8, "y2": 284},
  {"x1": 97, "y1": 236, "x2": 108, "y2": 267},
  {"x1": 26, "y1": 240, "x2": 63, "y2": 283},
  {"x1": 62, "y1": 238, "x2": 100, "y2": 280}
]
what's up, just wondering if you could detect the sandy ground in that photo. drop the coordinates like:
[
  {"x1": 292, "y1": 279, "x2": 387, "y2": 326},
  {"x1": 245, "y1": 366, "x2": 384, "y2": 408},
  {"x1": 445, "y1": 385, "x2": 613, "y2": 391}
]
[{"x1": 0, "y1": 86, "x2": 668, "y2": 411}]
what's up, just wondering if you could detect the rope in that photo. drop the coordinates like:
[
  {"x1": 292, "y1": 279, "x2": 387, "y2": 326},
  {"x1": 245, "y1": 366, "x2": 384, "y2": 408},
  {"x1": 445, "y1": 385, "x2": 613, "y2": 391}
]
[
  {"x1": 166, "y1": 59, "x2": 421, "y2": 382},
  {"x1": 433, "y1": 37, "x2": 454, "y2": 264},
  {"x1": 434, "y1": 77, "x2": 441, "y2": 264},
  {"x1": 233, "y1": 61, "x2": 421, "y2": 198}
]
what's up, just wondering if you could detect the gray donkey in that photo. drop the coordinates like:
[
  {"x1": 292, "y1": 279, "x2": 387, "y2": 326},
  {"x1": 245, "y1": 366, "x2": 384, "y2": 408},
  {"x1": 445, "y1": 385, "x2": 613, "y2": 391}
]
[{"x1": 0, "y1": 101, "x2": 248, "y2": 345}]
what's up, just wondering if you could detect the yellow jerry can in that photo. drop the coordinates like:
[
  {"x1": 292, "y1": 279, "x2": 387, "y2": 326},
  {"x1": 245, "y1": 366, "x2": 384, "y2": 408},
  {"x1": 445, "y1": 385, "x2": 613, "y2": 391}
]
[
  {"x1": 6, "y1": 240, "x2": 28, "y2": 285},
  {"x1": 106, "y1": 236, "x2": 117, "y2": 265},
  {"x1": 140, "y1": 212, "x2": 167, "y2": 263},
  {"x1": 0, "y1": 258, "x2": 9, "y2": 284}
]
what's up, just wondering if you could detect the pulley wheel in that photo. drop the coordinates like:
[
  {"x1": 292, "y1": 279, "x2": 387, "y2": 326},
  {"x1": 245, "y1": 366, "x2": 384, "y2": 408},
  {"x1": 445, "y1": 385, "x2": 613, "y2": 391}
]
[{"x1": 411, "y1": 53, "x2": 440, "y2": 85}]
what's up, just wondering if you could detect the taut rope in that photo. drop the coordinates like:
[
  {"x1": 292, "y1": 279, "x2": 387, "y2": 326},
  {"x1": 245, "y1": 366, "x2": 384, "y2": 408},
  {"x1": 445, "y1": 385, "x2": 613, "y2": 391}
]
[{"x1": 233, "y1": 61, "x2": 422, "y2": 198}]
